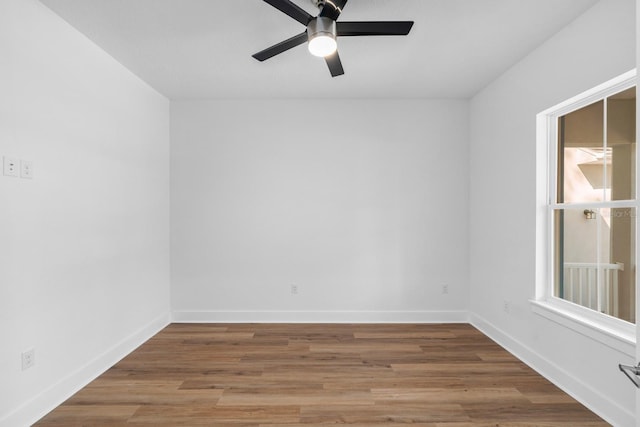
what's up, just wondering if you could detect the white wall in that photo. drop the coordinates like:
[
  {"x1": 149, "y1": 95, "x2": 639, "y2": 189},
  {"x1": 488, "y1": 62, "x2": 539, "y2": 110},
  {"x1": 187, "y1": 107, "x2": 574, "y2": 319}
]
[
  {"x1": 171, "y1": 99, "x2": 469, "y2": 322},
  {"x1": 469, "y1": 0, "x2": 636, "y2": 425},
  {"x1": 0, "y1": 1, "x2": 171, "y2": 425}
]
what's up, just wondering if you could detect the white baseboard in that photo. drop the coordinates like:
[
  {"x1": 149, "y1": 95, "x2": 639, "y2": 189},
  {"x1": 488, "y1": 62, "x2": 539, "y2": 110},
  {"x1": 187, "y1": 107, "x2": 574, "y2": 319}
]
[
  {"x1": 470, "y1": 313, "x2": 635, "y2": 427},
  {"x1": 172, "y1": 310, "x2": 469, "y2": 323},
  {"x1": 1, "y1": 311, "x2": 171, "y2": 427}
]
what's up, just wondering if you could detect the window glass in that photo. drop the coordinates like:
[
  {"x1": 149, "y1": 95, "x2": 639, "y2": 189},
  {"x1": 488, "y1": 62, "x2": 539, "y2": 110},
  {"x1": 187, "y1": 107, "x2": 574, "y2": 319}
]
[
  {"x1": 554, "y1": 207, "x2": 635, "y2": 322},
  {"x1": 607, "y1": 87, "x2": 636, "y2": 201},
  {"x1": 559, "y1": 100, "x2": 605, "y2": 203}
]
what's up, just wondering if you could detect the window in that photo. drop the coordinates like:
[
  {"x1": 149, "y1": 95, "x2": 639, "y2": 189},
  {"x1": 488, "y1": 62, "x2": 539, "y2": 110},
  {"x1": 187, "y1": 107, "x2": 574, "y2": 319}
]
[{"x1": 535, "y1": 70, "x2": 637, "y2": 346}]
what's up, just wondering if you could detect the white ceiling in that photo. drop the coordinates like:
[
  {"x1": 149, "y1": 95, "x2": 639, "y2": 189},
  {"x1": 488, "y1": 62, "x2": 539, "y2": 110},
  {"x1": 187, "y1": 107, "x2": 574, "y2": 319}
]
[{"x1": 39, "y1": 0, "x2": 599, "y2": 99}]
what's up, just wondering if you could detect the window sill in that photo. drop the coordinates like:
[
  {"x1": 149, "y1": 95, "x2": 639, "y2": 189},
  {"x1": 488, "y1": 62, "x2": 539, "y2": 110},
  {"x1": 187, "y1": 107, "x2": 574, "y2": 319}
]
[{"x1": 530, "y1": 299, "x2": 635, "y2": 357}]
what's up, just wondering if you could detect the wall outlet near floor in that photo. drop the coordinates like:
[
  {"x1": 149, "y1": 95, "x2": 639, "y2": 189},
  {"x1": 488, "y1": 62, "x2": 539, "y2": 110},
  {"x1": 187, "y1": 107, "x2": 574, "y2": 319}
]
[
  {"x1": 290, "y1": 285, "x2": 298, "y2": 295},
  {"x1": 22, "y1": 349, "x2": 35, "y2": 371},
  {"x1": 503, "y1": 300, "x2": 511, "y2": 314},
  {"x1": 442, "y1": 284, "x2": 449, "y2": 295},
  {"x1": 3, "y1": 156, "x2": 19, "y2": 177}
]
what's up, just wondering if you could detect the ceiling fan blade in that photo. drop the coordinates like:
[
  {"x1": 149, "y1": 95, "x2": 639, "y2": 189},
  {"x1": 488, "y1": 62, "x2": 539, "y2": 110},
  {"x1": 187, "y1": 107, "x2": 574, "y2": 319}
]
[
  {"x1": 319, "y1": 0, "x2": 348, "y2": 21},
  {"x1": 337, "y1": 21, "x2": 414, "y2": 37},
  {"x1": 252, "y1": 32, "x2": 308, "y2": 61},
  {"x1": 325, "y1": 51, "x2": 344, "y2": 77},
  {"x1": 263, "y1": 0, "x2": 313, "y2": 25}
]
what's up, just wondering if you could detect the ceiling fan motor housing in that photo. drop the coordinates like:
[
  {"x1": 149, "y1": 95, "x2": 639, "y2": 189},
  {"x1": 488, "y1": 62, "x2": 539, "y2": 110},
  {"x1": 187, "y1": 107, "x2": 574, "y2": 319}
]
[{"x1": 307, "y1": 16, "x2": 336, "y2": 41}]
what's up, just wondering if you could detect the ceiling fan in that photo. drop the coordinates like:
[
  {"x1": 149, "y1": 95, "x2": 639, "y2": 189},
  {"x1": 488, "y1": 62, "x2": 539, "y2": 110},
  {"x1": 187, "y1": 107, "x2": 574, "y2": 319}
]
[{"x1": 252, "y1": 0, "x2": 414, "y2": 77}]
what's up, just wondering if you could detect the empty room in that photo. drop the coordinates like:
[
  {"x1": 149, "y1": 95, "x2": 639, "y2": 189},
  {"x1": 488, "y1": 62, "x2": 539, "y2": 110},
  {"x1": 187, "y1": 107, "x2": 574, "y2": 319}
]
[{"x1": 1, "y1": 0, "x2": 639, "y2": 425}]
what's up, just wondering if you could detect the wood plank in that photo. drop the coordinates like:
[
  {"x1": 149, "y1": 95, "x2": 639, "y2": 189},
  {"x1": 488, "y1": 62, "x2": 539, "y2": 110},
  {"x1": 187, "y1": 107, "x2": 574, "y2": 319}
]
[
  {"x1": 31, "y1": 405, "x2": 139, "y2": 426},
  {"x1": 129, "y1": 405, "x2": 300, "y2": 424},
  {"x1": 300, "y1": 403, "x2": 470, "y2": 423},
  {"x1": 371, "y1": 387, "x2": 528, "y2": 404}
]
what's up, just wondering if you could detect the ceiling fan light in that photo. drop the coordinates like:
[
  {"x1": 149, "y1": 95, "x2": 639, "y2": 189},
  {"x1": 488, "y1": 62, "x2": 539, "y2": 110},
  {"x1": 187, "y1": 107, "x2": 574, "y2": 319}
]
[
  {"x1": 308, "y1": 35, "x2": 337, "y2": 57},
  {"x1": 307, "y1": 16, "x2": 337, "y2": 57}
]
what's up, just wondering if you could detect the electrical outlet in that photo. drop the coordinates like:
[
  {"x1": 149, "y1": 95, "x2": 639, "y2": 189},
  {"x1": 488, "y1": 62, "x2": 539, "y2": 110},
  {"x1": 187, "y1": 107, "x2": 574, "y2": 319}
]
[
  {"x1": 3, "y1": 156, "x2": 19, "y2": 177},
  {"x1": 442, "y1": 284, "x2": 449, "y2": 295},
  {"x1": 20, "y1": 160, "x2": 33, "y2": 179},
  {"x1": 22, "y1": 349, "x2": 35, "y2": 371},
  {"x1": 290, "y1": 285, "x2": 298, "y2": 295}
]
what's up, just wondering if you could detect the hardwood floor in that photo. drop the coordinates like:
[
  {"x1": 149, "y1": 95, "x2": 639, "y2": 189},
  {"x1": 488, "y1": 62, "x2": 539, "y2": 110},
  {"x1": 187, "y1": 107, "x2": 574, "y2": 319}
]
[{"x1": 36, "y1": 323, "x2": 608, "y2": 426}]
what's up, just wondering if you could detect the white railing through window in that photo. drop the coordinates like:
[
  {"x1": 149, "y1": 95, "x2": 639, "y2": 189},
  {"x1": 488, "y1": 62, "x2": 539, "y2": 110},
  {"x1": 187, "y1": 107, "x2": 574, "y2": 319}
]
[{"x1": 563, "y1": 262, "x2": 624, "y2": 317}]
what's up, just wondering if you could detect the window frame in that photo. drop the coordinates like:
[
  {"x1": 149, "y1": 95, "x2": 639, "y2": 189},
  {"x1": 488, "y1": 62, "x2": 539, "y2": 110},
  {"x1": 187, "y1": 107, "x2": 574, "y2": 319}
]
[{"x1": 534, "y1": 70, "x2": 637, "y2": 355}]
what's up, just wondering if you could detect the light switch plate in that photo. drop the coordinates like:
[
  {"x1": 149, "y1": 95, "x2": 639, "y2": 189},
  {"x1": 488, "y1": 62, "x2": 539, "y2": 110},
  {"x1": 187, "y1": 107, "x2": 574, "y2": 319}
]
[
  {"x1": 20, "y1": 160, "x2": 33, "y2": 179},
  {"x1": 3, "y1": 156, "x2": 19, "y2": 177}
]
